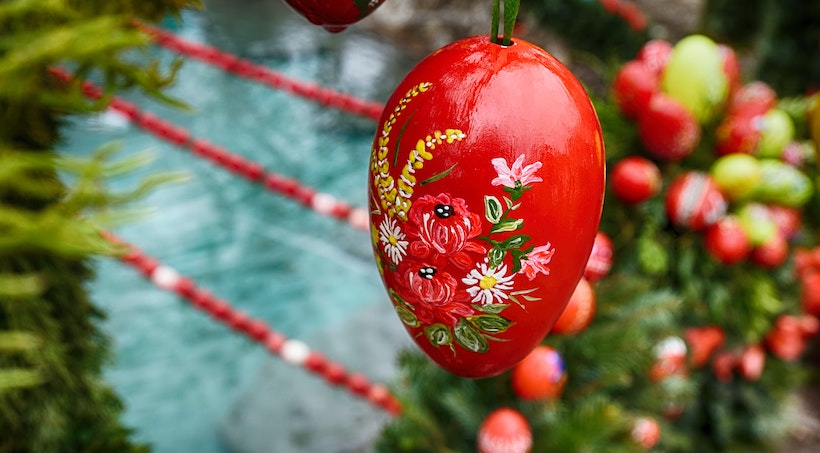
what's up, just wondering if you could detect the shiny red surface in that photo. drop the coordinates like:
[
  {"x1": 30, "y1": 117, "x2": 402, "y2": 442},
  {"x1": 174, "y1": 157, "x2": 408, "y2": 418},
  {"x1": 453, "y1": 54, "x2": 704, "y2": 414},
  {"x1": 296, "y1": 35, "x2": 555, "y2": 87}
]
[
  {"x1": 283, "y1": 0, "x2": 385, "y2": 32},
  {"x1": 368, "y1": 36, "x2": 605, "y2": 378}
]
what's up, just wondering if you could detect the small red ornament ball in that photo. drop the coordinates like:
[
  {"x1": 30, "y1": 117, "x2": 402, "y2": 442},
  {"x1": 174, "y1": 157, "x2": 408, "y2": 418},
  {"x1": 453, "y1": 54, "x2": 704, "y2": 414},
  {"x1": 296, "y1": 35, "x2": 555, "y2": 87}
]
[
  {"x1": 610, "y1": 156, "x2": 662, "y2": 205},
  {"x1": 684, "y1": 325, "x2": 725, "y2": 368},
  {"x1": 584, "y1": 231, "x2": 614, "y2": 282},
  {"x1": 478, "y1": 408, "x2": 533, "y2": 453},
  {"x1": 704, "y1": 216, "x2": 751, "y2": 264},
  {"x1": 552, "y1": 278, "x2": 596, "y2": 335},
  {"x1": 802, "y1": 272, "x2": 820, "y2": 316},
  {"x1": 511, "y1": 345, "x2": 567, "y2": 401},
  {"x1": 751, "y1": 233, "x2": 789, "y2": 268},
  {"x1": 631, "y1": 417, "x2": 661, "y2": 449},
  {"x1": 650, "y1": 336, "x2": 687, "y2": 382},
  {"x1": 739, "y1": 344, "x2": 766, "y2": 381},
  {"x1": 638, "y1": 93, "x2": 701, "y2": 161},
  {"x1": 766, "y1": 315, "x2": 808, "y2": 361},
  {"x1": 665, "y1": 172, "x2": 727, "y2": 231},
  {"x1": 612, "y1": 60, "x2": 659, "y2": 119}
]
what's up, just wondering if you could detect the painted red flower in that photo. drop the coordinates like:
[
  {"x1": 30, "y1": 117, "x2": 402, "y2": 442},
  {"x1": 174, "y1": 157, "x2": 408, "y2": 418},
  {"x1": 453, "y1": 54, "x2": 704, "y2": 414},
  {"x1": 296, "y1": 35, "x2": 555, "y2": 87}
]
[
  {"x1": 399, "y1": 261, "x2": 474, "y2": 326},
  {"x1": 406, "y1": 193, "x2": 485, "y2": 269}
]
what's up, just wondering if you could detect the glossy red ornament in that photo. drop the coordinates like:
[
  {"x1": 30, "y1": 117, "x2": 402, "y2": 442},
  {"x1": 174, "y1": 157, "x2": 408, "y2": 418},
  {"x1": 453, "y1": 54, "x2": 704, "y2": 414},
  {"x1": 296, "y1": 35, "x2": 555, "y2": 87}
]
[
  {"x1": 704, "y1": 216, "x2": 751, "y2": 264},
  {"x1": 584, "y1": 231, "x2": 613, "y2": 282},
  {"x1": 766, "y1": 314, "x2": 808, "y2": 361},
  {"x1": 750, "y1": 233, "x2": 789, "y2": 268},
  {"x1": 478, "y1": 408, "x2": 533, "y2": 453},
  {"x1": 650, "y1": 336, "x2": 687, "y2": 382},
  {"x1": 552, "y1": 277, "x2": 596, "y2": 335},
  {"x1": 612, "y1": 60, "x2": 659, "y2": 119},
  {"x1": 728, "y1": 81, "x2": 777, "y2": 117},
  {"x1": 631, "y1": 417, "x2": 661, "y2": 449},
  {"x1": 283, "y1": 0, "x2": 386, "y2": 32},
  {"x1": 638, "y1": 93, "x2": 701, "y2": 161},
  {"x1": 637, "y1": 40, "x2": 672, "y2": 78},
  {"x1": 802, "y1": 272, "x2": 820, "y2": 316},
  {"x1": 511, "y1": 345, "x2": 567, "y2": 400},
  {"x1": 684, "y1": 325, "x2": 725, "y2": 368},
  {"x1": 738, "y1": 344, "x2": 766, "y2": 381},
  {"x1": 610, "y1": 156, "x2": 662, "y2": 205},
  {"x1": 715, "y1": 113, "x2": 762, "y2": 156},
  {"x1": 665, "y1": 172, "x2": 727, "y2": 231},
  {"x1": 711, "y1": 349, "x2": 738, "y2": 382},
  {"x1": 368, "y1": 36, "x2": 605, "y2": 378}
]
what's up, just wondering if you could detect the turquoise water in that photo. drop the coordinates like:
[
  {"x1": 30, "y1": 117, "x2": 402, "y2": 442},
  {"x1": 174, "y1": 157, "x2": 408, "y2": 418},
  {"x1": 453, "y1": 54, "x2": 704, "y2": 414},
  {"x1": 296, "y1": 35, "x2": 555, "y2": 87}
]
[{"x1": 61, "y1": 5, "x2": 414, "y2": 452}]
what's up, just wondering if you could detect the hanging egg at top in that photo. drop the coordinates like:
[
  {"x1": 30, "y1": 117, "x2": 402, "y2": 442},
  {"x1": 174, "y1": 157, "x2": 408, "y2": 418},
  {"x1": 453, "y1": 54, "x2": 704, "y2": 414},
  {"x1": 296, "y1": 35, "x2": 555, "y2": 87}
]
[
  {"x1": 283, "y1": 0, "x2": 386, "y2": 32},
  {"x1": 367, "y1": 35, "x2": 605, "y2": 378}
]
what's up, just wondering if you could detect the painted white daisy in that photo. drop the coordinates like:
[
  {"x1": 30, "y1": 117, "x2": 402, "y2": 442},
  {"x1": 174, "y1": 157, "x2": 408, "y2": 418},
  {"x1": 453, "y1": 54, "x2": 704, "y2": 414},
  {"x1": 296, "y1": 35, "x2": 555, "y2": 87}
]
[
  {"x1": 378, "y1": 217, "x2": 409, "y2": 264},
  {"x1": 462, "y1": 262, "x2": 515, "y2": 305}
]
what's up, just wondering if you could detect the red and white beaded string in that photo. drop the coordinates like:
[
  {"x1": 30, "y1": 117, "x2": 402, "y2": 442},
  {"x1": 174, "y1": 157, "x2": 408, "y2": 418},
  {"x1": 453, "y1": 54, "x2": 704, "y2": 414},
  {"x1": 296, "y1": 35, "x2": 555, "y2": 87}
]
[
  {"x1": 104, "y1": 231, "x2": 401, "y2": 415},
  {"x1": 50, "y1": 68, "x2": 370, "y2": 232},
  {"x1": 134, "y1": 22, "x2": 385, "y2": 121}
]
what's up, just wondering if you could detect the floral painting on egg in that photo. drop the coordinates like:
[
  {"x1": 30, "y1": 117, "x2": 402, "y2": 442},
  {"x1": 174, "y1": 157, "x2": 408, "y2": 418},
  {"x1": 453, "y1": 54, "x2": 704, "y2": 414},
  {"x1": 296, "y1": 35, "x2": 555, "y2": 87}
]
[{"x1": 369, "y1": 82, "x2": 556, "y2": 355}]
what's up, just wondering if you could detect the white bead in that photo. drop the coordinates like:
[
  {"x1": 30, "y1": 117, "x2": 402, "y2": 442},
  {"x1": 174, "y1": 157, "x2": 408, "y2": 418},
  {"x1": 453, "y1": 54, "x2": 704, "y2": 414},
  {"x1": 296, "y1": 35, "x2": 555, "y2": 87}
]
[
  {"x1": 311, "y1": 192, "x2": 337, "y2": 215},
  {"x1": 281, "y1": 339, "x2": 310, "y2": 365},
  {"x1": 151, "y1": 265, "x2": 181, "y2": 290}
]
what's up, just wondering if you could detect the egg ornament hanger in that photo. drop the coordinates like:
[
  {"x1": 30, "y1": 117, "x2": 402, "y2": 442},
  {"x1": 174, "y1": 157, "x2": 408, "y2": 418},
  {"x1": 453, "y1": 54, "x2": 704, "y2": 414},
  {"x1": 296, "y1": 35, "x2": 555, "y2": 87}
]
[{"x1": 367, "y1": 0, "x2": 606, "y2": 378}]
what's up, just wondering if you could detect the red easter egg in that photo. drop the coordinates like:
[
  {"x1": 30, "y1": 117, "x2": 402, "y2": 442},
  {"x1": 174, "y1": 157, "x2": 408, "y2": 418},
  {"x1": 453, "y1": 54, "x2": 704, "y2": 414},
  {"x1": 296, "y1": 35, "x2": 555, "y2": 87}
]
[
  {"x1": 283, "y1": 0, "x2": 386, "y2": 32},
  {"x1": 639, "y1": 93, "x2": 702, "y2": 161},
  {"x1": 584, "y1": 231, "x2": 614, "y2": 282},
  {"x1": 718, "y1": 44, "x2": 741, "y2": 94},
  {"x1": 368, "y1": 36, "x2": 605, "y2": 378},
  {"x1": 478, "y1": 408, "x2": 533, "y2": 453},
  {"x1": 711, "y1": 349, "x2": 738, "y2": 382},
  {"x1": 728, "y1": 81, "x2": 777, "y2": 117},
  {"x1": 765, "y1": 204, "x2": 802, "y2": 239},
  {"x1": 610, "y1": 156, "x2": 662, "y2": 205},
  {"x1": 649, "y1": 336, "x2": 687, "y2": 382},
  {"x1": 766, "y1": 315, "x2": 807, "y2": 361},
  {"x1": 612, "y1": 60, "x2": 659, "y2": 119},
  {"x1": 738, "y1": 344, "x2": 766, "y2": 381},
  {"x1": 703, "y1": 216, "x2": 751, "y2": 264},
  {"x1": 511, "y1": 345, "x2": 567, "y2": 400},
  {"x1": 715, "y1": 113, "x2": 762, "y2": 156},
  {"x1": 802, "y1": 272, "x2": 820, "y2": 316},
  {"x1": 631, "y1": 417, "x2": 661, "y2": 449},
  {"x1": 751, "y1": 233, "x2": 789, "y2": 268},
  {"x1": 637, "y1": 40, "x2": 672, "y2": 78},
  {"x1": 684, "y1": 325, "x2": 725, "y2": 368},
  {"x1": 665, "y1": 172, "x2": 727, "y2": 231},
  {"x1": 552, "y1": 277, "x2": 596, "y2": 335}
]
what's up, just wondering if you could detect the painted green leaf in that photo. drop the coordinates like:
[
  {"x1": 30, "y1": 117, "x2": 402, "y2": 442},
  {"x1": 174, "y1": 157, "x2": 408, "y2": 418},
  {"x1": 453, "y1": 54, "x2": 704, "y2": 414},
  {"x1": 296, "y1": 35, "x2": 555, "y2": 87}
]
[
  {"x1": 394, "y1": 305, "x2": 420, "y2": 328},
  {"x1": 499, "y1": 234, "x2": 530, "y2": 250},
  {"x1": 472, "y1": 303, "x2": 510, "y2": 314},
  {"x1": 420, "y1": 163, "x2": 457, "y2": 186},
  {"x1": 468, "y1": 314, "x2": 513, "y2": 334},
  {"x1": 424, "y1": 323, "x2": 453, "y2": 347},
  {"x1": 488, "y1": 247, "x2": 505, "y2": 269},
  {"x1": 454, "y1": 319, "x2": 489, "y2": 353},
  {"x1": 490, "y1": 218, "x2": 523, "y2": 234},
  {"x1": 484, "y1": 195, "x2": 503, "y2": 224}
]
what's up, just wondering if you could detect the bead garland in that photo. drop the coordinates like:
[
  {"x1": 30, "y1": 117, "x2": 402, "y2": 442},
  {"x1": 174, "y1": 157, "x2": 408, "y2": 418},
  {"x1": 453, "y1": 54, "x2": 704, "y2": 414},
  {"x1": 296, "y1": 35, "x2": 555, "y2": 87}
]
[
  {"x1": 103, "y1": 232, "x2": 402, "y2": 416},
  {"x1": 134, "y1": 22, "x2": 385, "y2": 121},
  {"x1": 598, "y1": 0, "x2": 648, "y2": 31},
  {"x1": 50, "y1": 68, "x2": 370, "y2": 232}
]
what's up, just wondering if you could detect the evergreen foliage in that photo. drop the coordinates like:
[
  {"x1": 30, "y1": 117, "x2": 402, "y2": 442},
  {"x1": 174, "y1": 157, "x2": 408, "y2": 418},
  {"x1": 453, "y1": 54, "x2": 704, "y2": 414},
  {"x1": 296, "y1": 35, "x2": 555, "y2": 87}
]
[{"x1": 0, "y1": 0, "x2": 198, "y2": 450}]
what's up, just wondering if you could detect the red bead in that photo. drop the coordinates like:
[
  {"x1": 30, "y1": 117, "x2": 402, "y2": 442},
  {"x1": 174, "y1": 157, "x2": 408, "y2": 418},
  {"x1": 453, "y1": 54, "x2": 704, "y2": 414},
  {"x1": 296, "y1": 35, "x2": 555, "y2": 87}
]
[
  {"x1": 264, "y1": 332, "x2": 286, "y2": 353},
  {"x1": 109, "y1": 98, "x2": 139, "y2": 120},
  {"x1": 304, "y1": 352, "x2": 328, "y2": 373},
  {"x1": 209, "y1": 299, "x2": 232, "y2": 321},
  {"x1": 228, "y1": 310, "x2": 252, "y2": 331},
  {"x1": 346, "y1": 373, "x2": 371, "y2": 396},
  {"x1": 173, "y1": 277, "x2": 197, "y2": 298},
  {"x1": 322, "y1": 362, "x2": 347, "y2": 385}
]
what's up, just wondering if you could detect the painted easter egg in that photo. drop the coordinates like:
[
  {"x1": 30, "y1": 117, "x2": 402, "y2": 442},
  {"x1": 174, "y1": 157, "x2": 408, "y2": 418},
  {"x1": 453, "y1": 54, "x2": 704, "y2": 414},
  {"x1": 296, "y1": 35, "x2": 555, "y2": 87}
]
[
  {"x1": 283, "y1": 0, "x2": 386, "y2": 32},
  {"x1": 368, "y1": 35, "x2": 605, "y2": 378}
]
